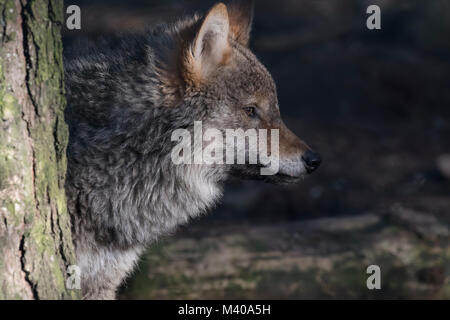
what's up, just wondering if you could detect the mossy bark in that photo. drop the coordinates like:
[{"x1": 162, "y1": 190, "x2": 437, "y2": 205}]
[{"x1": 0, "y1": 0, "x2": 79, "y2": 299}]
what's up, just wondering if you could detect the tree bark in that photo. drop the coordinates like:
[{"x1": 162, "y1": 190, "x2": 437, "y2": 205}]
[{"x1": 0, "y1": 0, "x2": 78, "y2": 299}]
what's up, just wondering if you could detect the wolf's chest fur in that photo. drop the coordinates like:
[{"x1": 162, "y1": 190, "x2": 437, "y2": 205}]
[{"x1": 66, "y1": 144, "x2": 224, "y2": 248}]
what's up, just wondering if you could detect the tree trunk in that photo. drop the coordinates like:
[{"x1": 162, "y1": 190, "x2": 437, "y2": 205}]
[{"x1": 0, "y1": 0, "x2": 78, "y2": 299}]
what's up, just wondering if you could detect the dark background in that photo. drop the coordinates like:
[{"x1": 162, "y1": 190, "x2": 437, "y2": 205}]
[{"x1": 63, "y1": 0, "x2": 450, "y2": 299}]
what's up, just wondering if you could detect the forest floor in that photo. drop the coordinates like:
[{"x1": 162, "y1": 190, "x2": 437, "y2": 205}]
[{"x1": 119, "y1": 208, "x2": 449, "y2": 299}]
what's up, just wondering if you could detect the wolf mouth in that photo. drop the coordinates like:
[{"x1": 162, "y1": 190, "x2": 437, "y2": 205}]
[
  {"x1": 275, "y1": 172, "x2": 303, "y2": 180},
  {"x1": 231, "y1": 163, "x2": 304, "y2": 184}
]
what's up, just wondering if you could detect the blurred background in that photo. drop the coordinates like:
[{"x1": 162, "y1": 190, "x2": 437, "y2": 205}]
[{"x1": 63, "y1": 0, "x2": 450, "y2": 299}]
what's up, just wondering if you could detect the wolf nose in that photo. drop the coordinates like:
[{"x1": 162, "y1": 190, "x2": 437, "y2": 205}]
[{"x1": 302, "y1": 150, "x2": 321, "y2": 173}]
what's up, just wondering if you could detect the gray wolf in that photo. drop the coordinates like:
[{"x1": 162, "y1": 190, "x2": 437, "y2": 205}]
[{"x1": 64, "y1": 0, "x2": 321, "y2": 299}]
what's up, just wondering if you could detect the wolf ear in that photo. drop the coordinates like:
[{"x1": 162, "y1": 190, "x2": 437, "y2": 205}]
[
  {"x1": 187, "y1": 3, "x2": 231, "y2": 83},
  {"x1": 227, "y1": 0, "x2": 254, "y2": 46}
]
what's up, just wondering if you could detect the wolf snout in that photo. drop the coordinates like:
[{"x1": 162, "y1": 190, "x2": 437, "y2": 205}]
[{"x1": 302, "y1": 150, "x2": 322, "y2": 174}]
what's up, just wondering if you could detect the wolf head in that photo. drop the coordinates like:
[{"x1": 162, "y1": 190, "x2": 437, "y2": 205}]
[{"x1": 165, "y1": 1, "x2": 321, "y2": 183}]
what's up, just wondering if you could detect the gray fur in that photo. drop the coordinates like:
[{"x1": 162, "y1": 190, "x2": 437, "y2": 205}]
[{"x1": 65, "y1": 1, "x2": 313, "y2": 299}]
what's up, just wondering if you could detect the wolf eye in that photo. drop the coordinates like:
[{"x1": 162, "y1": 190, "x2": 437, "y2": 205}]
[{"x1": 243, "y1": 105, "x2": 257, "y2": 118}]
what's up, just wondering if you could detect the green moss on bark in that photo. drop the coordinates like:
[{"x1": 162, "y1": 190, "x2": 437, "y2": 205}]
[{"x1": 0, "y1": 0, "x2": 79, "y2": 300}]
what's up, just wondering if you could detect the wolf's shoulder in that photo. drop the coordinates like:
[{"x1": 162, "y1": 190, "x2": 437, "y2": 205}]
[
  {"x1": 63, "y1": 14, "x2": 202, "y2": 130},
  {"x1": 63, "y1": 33, "x2": 148, "y2": 74},
  {"x1": 63, "y1": 13, "x2": 200, "y2": 73}
]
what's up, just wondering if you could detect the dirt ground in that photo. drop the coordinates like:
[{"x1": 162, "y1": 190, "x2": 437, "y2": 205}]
[
  {"x1": 64, "y1": 0, "x2": 450, "y2": 299},
  {"x1": 118, "y1": 208, "x2": 449, "y2": 299}
]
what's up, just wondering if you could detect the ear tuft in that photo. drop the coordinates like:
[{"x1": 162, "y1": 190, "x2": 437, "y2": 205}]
[{"x1": 227, "y1": 0, "x2": 254, "y2": 46}]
